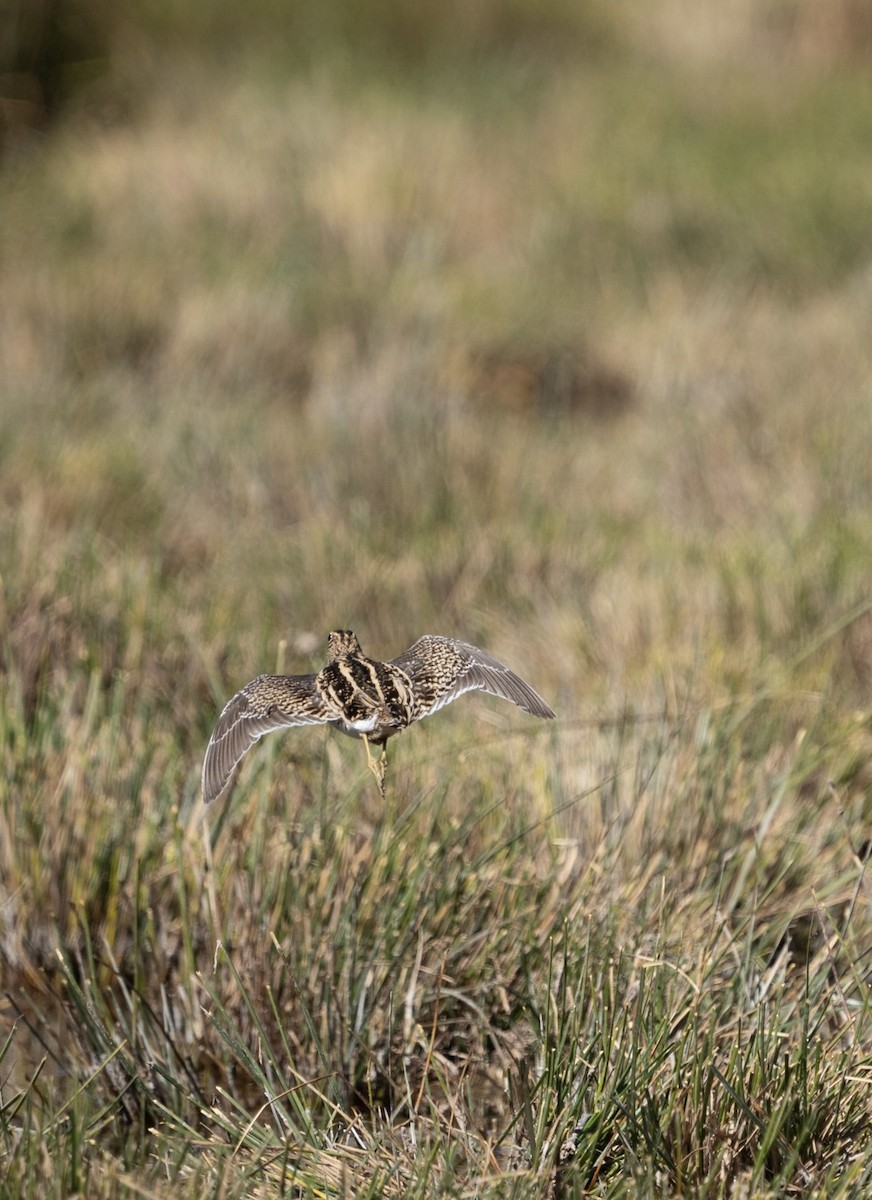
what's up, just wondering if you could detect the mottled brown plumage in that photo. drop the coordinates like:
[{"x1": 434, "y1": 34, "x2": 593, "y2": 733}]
[{"x1": 202, "y1": 630, "x2": 555, "y2": 804}]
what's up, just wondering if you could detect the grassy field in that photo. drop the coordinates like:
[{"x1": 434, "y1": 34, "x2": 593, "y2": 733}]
[{"x1": 3, "y1": 2, "x2": 872, "y2": 1194}]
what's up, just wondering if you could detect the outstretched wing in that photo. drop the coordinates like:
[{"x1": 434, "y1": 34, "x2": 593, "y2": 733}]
[
  {"x1": 202, "y1": 673, "x2": 330, "y2": 804},
  {"x1": 389, "y1": 636, "x2": 555, "y2": 721}
]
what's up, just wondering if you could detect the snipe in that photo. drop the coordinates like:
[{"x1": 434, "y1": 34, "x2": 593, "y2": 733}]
[{"x1": 202, "y1": 630, "x2": 555, "y2": 804}]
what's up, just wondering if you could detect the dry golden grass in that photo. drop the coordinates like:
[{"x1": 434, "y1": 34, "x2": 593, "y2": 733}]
[{"x1": 2, "y1": 4, "x2": 872, "y2": 1194}]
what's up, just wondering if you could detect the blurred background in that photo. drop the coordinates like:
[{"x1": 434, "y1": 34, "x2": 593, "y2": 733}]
[{"x1": 3, "y1": 0, "x2": 872, "y2": 798}]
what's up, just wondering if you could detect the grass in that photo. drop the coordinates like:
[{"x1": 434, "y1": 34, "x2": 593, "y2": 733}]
[{"x1": 3, "y1": 2, "x2": 872, "y2": 1194}]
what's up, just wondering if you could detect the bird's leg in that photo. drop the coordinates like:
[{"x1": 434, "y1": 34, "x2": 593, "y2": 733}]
[{"x1": 362, "y1": 735, "x2": 387, "y2": 799}]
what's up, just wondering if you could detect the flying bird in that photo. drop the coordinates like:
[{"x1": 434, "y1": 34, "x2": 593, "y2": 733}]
[{"x1": 202, "y1": 630, "x2": 555, "y2": 804}]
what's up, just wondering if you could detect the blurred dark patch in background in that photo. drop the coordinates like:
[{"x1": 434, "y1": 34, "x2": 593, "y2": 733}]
[
  {"x1": 466, "y1": 340, "x2": 634, "y2": 422},
  {"x1": 1, "y1": 0, "x2": 111, "y2": 142}
]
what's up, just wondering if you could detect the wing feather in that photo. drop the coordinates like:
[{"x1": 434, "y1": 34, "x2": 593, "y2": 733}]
[
  {"x1": 389, "y1": 636, "x2": 555, "y2": 721},
  {"x1": 202, "y1": 673, "x2": 329, "y2": 804}
]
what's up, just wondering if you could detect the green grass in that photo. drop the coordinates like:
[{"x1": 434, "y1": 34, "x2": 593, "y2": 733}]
[{"x1": 3, "y1": 3, "x2": 872, "y2": 1195}]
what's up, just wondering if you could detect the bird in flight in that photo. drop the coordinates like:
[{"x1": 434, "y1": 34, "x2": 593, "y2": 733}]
[{"x1": 202, "y1": 630, "x2": 555, "y2": 804}]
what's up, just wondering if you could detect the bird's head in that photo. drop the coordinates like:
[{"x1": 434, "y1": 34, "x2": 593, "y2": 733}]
[{"x1": 327, "y1": 630, "x2": 363, "y2": 660}]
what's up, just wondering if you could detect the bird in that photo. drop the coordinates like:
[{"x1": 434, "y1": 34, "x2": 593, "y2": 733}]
[{"x1": 202, "y1": 630, "x2": 555, "y2": 805}]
